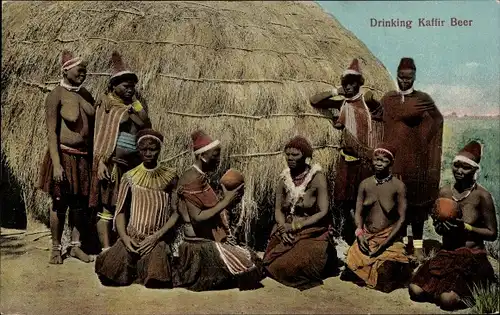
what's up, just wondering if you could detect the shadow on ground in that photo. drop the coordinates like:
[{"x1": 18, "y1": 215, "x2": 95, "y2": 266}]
[
  {"x1": 0, "y1": 235, "x2": 27, "y2": 258},
  {"x1": 1, "y1": 151, "x2": 27, "y2": 230}
]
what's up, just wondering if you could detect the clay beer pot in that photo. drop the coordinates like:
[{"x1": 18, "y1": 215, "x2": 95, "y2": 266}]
[
  {"x1": 434, "y1": 197, "x2": 460, "y2": 221},
  {"x1": 220, "y1": 169, "x2": 244, "y2": 190}
]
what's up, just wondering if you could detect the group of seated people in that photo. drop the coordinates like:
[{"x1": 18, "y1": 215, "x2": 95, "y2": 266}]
[
  {"x1": 39, "y1": 50, "x2": 497, "y2": 311},
  {"x1": 97, "y1": 128, "x2": 496, "y2": 311}
]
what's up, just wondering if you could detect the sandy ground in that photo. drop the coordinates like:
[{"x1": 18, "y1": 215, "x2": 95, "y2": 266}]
[{"x1": 1, "y1": 227, "x2": 461, "y2": 315}]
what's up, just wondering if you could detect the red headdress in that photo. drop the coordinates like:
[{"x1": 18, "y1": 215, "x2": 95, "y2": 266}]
[
  {"x1": 453, "y1": 140, "x2": 482, "y2": 168},
  {"x1": 191, "y1": 129, "x2": 220, "y2": 155},
  {"x1": 109, "y1": 51, "x2": 138, "y2": 86},
  {"x1": 342, "y1": 58, "x2": 362, "y2": 77},
  {"x1": 61, "y1": 50, "x2": 82, "y2": 71}
]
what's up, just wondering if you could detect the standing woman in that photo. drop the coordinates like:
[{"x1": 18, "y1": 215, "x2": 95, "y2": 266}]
[
  {"x1": 310, "y1": 59, "x2": 383, "y2": 245},
  {"x1": 381, "y1": 58, "x2": 443, "y2": 261},
  {"x1": 409, "y1": 141, "x2": 497, "y2": 310},
  {"x1": 38, "y1": 50, "x2": 95, "y2": 264},
  {"x1": 90, "y1": 51, "x2": 151, "y2": 252},
  {"x1": 263, "y1": 136, "x2": 337, "y2": 290}
]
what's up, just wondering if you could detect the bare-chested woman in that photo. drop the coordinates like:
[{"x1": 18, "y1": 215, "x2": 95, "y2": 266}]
[
  {"x1": 342, "y1": 144, "x2": 411, "y2": 293},
  {"x1": 90, "y1": 51, "x2": 151, "y2": 252},
  {"x1": 410, "y1": 141, "x2": 497, "y2": 310},
  {"x1": 263, "y1": 136, "x2": 337, "y2": 290},
  {"x1": 38, "y1": 50, "x2": 95, "y2": 264}
]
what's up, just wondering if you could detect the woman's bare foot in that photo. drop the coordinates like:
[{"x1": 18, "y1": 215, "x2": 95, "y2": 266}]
[
  {"x1": 69, "y1": 247, "x2": 94, "y2": 263},
  {"x1": 49, "y1": 248, "x2": 63, "y2": 264}
]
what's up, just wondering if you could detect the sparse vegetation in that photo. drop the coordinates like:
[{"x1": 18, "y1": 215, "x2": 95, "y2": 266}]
[{"x1": 464, "y1": 281, "x2": 500, "y2": 314}]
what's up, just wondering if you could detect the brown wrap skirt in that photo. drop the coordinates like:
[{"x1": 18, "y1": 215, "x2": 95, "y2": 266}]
[
  {"x1": 411, "y1": 247, "x2": 495, "y2": 300},
  {"x1": 38, "y1": 147, "x2": 91, "y2": 200},
  {"x1": 263, "y1": 225, "x2": 337, "y2": 291},
  {"x1": 95, "y1": 237, "x2": 173, "y2": 288}
]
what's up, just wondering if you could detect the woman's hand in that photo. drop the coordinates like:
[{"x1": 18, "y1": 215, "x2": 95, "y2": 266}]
[
  {"x1": 276, "y1": 224, "x2": 285, "y2": 235},
  {"x1": 281, "y1": 232, "x2": 295, "y2": 245},
  {"x1": 433, "y1": 220, "x2": 447, "y2": 235},
  {"x1": 121, "y1": 235, "x2": 139, "y2": 254},
  {"x1": 97, "y1": 160, "x2": 110, "y2": 181},
  {"x1": 369, "y1": 242, "x2": 386, "y2": 258},
  {"x1": 357, "y1": 235, "x2": 370, "y2": 256},
  {"x1": 222, "y1": 183, "x2": 245, "y2": 205},
  {"x1": 52, "y1": 164, "x2": 65, "y2": 182},
  {"x1": 282, "y1": 223, "x2": 294, "y2": 233},
  {"x1": 434, "y1": 218, "x2": 463, "y2": 233},
  {"x1": 333, "y1": 122, "x2": 345, "y2": 130},
  {"x1": 138, "y1": 233, "x2": 160, "y2": 256}
]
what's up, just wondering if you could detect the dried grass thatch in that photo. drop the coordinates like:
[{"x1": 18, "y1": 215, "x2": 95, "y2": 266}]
[{"x1": 1, "y1": 1, "x2": 394, "y2": 247}]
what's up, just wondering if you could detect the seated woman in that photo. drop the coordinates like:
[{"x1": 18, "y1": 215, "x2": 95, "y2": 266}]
[
  {"x1": 342, "y1": 144, "x2": 411, "y2": 293},
  {"x1": 409, "y1": 141, "x2": 497, "y2": 310},
  {"x1": 263, "y1": 136, "x2": 337, "y2": 291},
  {"x1": 95, "y1": 129, "x2": 178, "y2": 288},
  {"x1": 173, "y1": 130, "x2": 263, "y2": 291}
]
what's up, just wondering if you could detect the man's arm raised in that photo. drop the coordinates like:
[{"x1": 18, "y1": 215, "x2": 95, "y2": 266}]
[{"x1": 310, "y1": 87, "x2": 343, "y2": 110}]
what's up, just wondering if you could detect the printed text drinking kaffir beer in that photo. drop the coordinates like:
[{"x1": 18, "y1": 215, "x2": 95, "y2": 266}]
[{"x1": 370, "y1": 18, "x2": 474, "y2": 29}]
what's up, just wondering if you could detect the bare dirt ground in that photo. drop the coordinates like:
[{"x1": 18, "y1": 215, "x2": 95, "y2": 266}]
[{"x1": 1, "y1": 226, "x2": 460, "y2": 315}]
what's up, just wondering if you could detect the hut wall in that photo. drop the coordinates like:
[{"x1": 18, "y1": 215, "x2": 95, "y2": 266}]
[{"x1": 1, "y1": 1, "x2": 394, "y2": 249}]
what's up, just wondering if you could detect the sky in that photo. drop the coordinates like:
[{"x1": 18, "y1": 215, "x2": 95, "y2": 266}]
[{"x1": 317, "y1": 0, "x2": 500, "y2": 116}]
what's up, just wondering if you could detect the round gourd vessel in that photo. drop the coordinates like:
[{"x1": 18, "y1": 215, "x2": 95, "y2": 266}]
[
  {"x1": 221, "y1": 169, "x2": 245, "y2": 190},
  {"x1": 434, "y1": 197, "x2": 460, "y2": 221}
]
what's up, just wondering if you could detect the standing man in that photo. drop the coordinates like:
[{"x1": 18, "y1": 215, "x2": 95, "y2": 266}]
[
  {"x1": 381, "y1": 57, "x2": 443, "y2": 261},
  {"x1": 38, "y1": 50, "x2": 95, "y2": 264},
  {"x1": 310, "y1": 58, "x2": 384, "y2": 244}
]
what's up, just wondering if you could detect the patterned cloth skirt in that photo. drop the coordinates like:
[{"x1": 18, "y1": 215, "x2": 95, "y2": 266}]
[{"x1": 172, "y1": 236, "x2": 264, "y2": 291}]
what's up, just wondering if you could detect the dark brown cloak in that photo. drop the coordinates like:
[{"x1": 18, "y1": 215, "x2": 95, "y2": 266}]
[{"x1": 381, "y1": 90, "x2": 443, "y2": 209}]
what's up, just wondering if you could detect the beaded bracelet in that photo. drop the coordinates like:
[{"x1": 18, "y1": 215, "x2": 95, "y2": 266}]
[
  {"x1": 464, "y1": 223, "x2": 473, "y2": 231},
  {"x1": 292, "y1": 221, "x2": 303, "y2": 231},
  {"x1": 52, "y1": 244, "x2": 62, "y2": 251}
]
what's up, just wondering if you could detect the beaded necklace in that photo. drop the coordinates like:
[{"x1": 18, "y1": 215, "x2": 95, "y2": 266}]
[{"x1": 452, "y1": 182, "x2": 477, "y2": 202}]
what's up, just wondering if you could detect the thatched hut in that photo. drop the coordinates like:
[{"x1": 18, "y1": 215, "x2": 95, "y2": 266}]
[{"x1": 1, "y1": 1, "x2": 394, "y2": 248}]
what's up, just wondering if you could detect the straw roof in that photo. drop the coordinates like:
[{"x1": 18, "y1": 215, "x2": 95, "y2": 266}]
[{"x1": 1, "y1": 1, "x2": 394, "y2": 244}]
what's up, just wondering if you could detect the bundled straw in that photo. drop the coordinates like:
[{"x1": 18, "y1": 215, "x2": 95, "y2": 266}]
[{"x1": 1, "y1": 1, "x2": 394, "y2": 247}]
